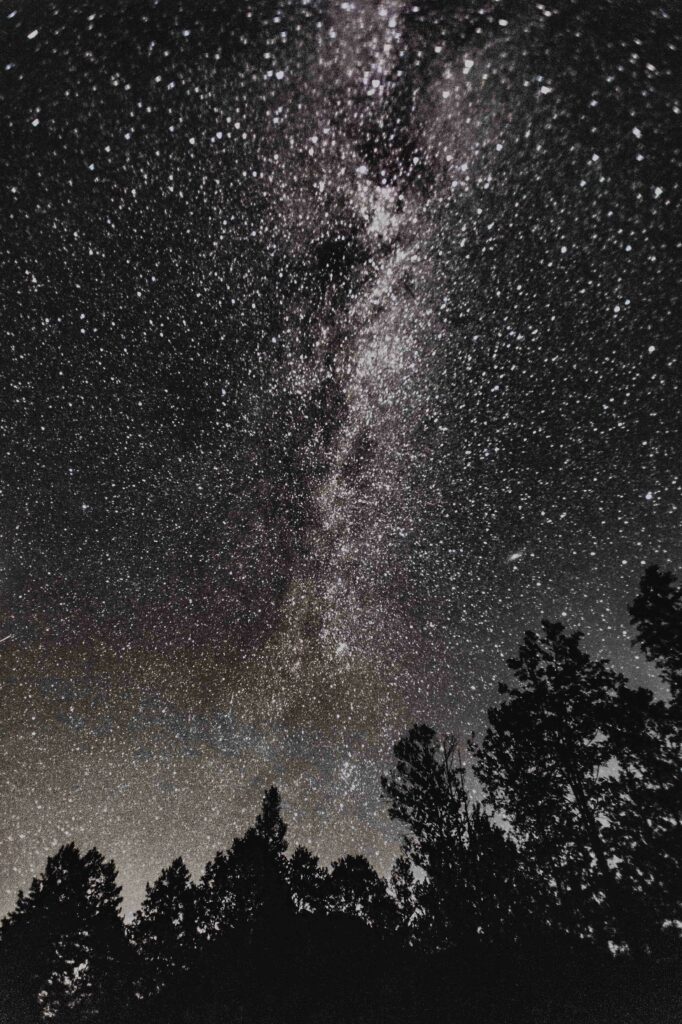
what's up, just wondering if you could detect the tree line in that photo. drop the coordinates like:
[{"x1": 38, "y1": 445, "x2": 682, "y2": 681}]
[{"x1": 1, "y1": 565, "x2": 680, "y2": 1023}]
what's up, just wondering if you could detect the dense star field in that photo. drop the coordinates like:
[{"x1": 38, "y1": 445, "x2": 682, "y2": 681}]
[{"x1": 0, "y1": 0, "x2": 680, "y2": 912}]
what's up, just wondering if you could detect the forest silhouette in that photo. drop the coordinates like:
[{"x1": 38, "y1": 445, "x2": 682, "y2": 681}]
[{"x1": 1, "y1": 566, "x2": 680, "y2": 1023}]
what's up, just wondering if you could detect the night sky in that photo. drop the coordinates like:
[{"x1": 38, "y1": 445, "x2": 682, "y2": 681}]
[{"x1": 1, "y1": 0, "x2": 680, "y2": 914}]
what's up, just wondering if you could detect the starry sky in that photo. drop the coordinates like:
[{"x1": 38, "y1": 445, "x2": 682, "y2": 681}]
[{"x1": 0, "y1": 0, "x2": 680, "y2": 914}]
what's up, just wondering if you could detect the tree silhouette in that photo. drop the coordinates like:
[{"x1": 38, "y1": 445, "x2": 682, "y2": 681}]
[
  {"x1": 328, "y1": 855, "x2": 397, "y2": 932},
  {"x1": 288, "y1": 846, "x2": 329, "y2": 914},
  {"x1": 621, "y1": 565, "x2": 682, "y2": 945},
  {"x1": 129, "y1": 857, "x2": 198, "y2": 998},
  {"x1": 198, "y1": 786, "x2": 292, "y2": 938},
  {"x1": 474, "y1": 620, "x2": 664, "y2": 948},
  {"x1": 0, "y1": 843, "x2": 131, "y2": 1022},
  {"x1": 601, "y1": 683, "x2": 682, "y2": 950},
  {"x1": 254, "y1": 785, "x2": 288, "y2": 858},
  {"x1": 630, "y1": 564, "x2": 682, "y2": 702},
  {"x1": 382, "y1": 723, "x2": 536, "y2": 949},
  {"x1": 389, "y1": 854, "x2": 417, "y2": 939},
  {"x1": 382, "y1": 725, "x2": 470, "y2": 870}
]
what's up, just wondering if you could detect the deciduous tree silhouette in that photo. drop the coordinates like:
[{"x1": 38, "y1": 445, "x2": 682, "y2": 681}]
[
  {"x1": 630, "y1": 565, "x2": 682, "y2": 701},
  {"x1": 382, "y1": 723, "x2": 536, "y2": 949},
  {"x1": 474, "y1": 620, "x2": 660, "y2": 948},
  {"x1": 328, "y1": 855, "x2": 398, "y2": 932},
  {"x1": 602, "y1": 683, "x2": 682, "y2": 949},
  {"x1": 622, "y1": 565, "x2": 682, "y2": 944},
  {"x1": 287, "y1": 846, "x2": 329, "y2": 914},
  {"x1": 389, "y1": 854, "x2": 418, "y2": 939}
]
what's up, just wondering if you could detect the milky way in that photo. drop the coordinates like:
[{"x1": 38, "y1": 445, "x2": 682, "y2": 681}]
[{"x1": 1, "y1": 0, "x2": 680, "y2": 912}]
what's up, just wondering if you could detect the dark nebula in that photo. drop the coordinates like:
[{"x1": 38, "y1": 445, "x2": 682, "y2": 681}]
[{"x1": 0, "y1": 0, "x2": 680, "y2": 911}]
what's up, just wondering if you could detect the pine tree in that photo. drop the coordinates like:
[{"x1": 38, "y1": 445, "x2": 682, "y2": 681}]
[
  {"x1": 129, "y1": 857, "x2": 198, "y2": 998},
  {"x1": 0, "y1": 843, "x2": 131, "y2": 1022},
  {"x1": 254, "y1": 785, "x2": 288, "y2": 858},
  {"x1": 198, "y1": 787, "x2": 292, "y2": 937}
]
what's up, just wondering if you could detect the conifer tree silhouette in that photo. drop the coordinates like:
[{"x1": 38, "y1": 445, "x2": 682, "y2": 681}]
[
  {"x1": 254, "y1": 785, "x2": 288, "y2": 858},
  {"x1": 0, "y1": 843, "x2": 131, "y2": 1022},
  {"x1": 198, "y1": 786, "x2": 292, "y2": 938},
  {"x1": 130, "y1": 857, "x2": 198, "y2": 998}
]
